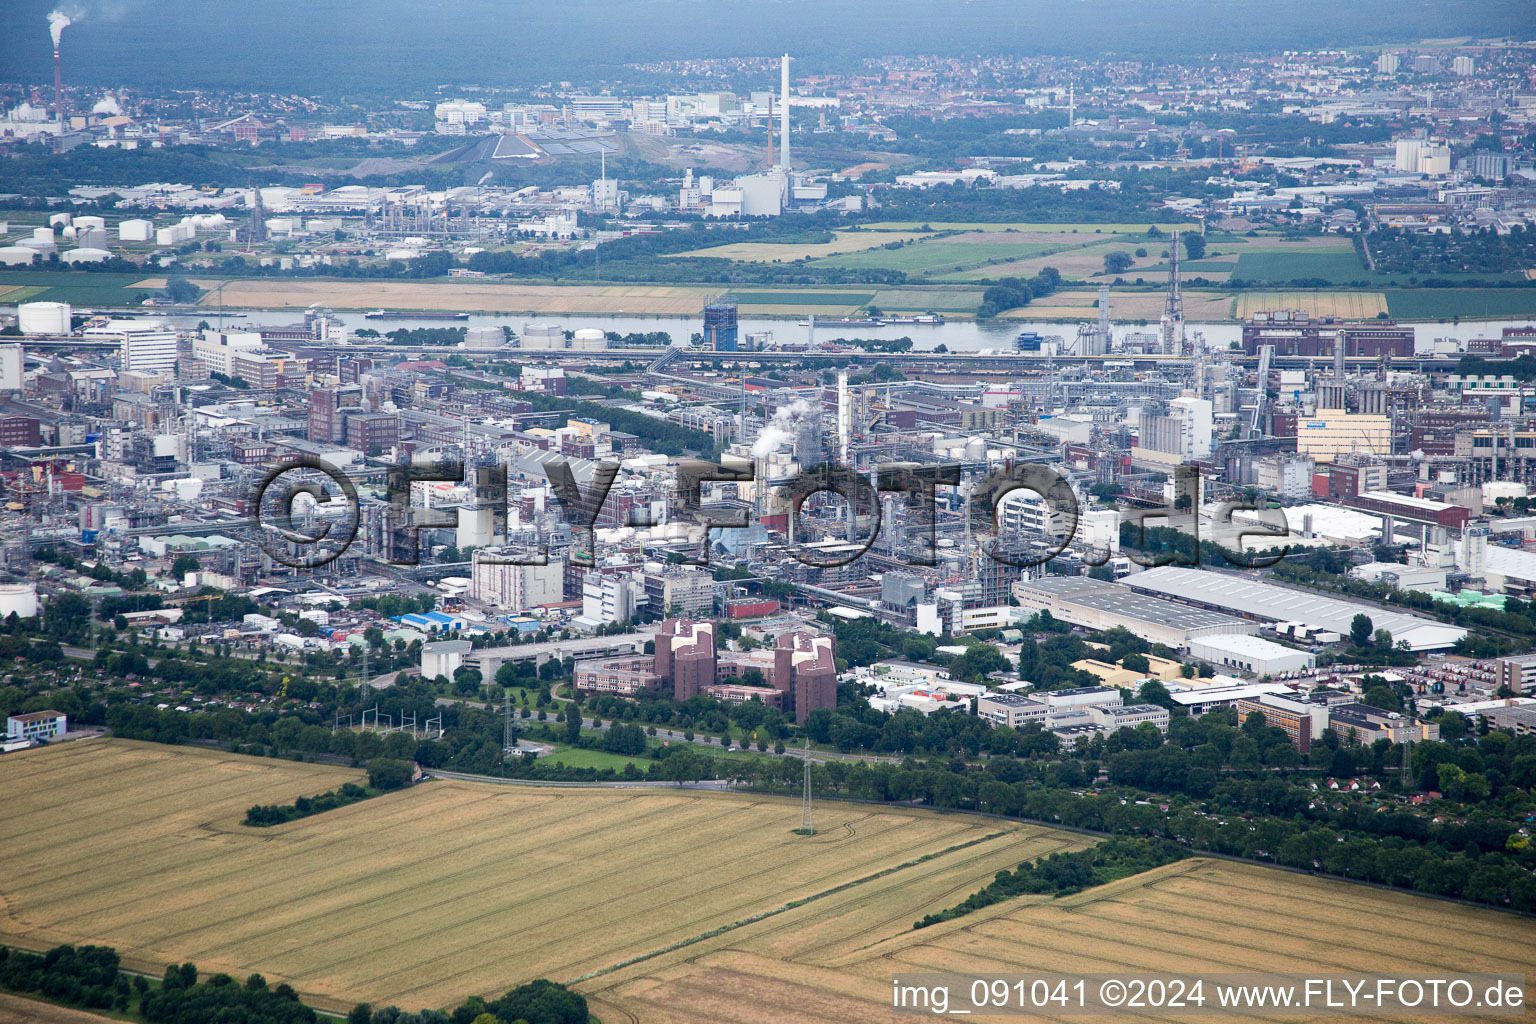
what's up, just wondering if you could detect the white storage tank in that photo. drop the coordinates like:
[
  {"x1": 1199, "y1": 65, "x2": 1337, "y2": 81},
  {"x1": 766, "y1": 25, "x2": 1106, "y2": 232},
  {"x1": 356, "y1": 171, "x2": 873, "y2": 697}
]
[
  {"x1": 0, "y1": 247, "x2": 35, "y2": 267},
  {"x1": 1483, "y1": 481, "x2": 1527, "y2": 503},
  {"x1": 0, "y1": 583, "x2": 39, "y2": 620},
  {"x1": 964, "y1": 437, "x2": 987, "y2": 461},
  {"x1": 73, "y1": 216, "x2": 106, "y2": 232},
  {"x1": 18, "y1": 301, "x2": 72, "y2": 335},
  {"x1": 521, "y1": 323, "x2": 565, "y2": 350},
  {"x1": 463, "y1": 326, "x2": 504, "y2": 350},
  {"x1": 118, "y1": 219, "x2": 154, "y2": 242},
  {"x1": 570, "y1": 327, "x2": 606, "y2": 350},
  {"x1": 156, "y1": 221, "x2": 195, "y2": 246},
  {"x1": 62, "y1": 247, "x2": 111, "y2": 264}
]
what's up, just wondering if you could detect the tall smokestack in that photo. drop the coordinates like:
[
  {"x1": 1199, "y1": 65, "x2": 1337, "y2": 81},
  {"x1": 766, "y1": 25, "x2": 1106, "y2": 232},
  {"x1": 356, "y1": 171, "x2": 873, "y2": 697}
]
[
  {"x1": 1334, "y1": 328, "x2": 1346, "y2": 381},
  {"x1": 54, "y1": 48, "x2": 63, "y2": 150},
  {"x1": 48, "y1": 11, "x2": 71, "y2": 153},
  {"x1": 780, "y1": 53, "x2": 791, "y2": 170}
]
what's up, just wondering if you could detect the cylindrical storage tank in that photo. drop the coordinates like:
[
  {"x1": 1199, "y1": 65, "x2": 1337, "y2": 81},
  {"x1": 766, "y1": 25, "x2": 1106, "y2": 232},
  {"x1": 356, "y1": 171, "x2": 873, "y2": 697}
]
[
  {"x1": 73, "y1": 216, "x2": 106, "y2": 232},
  {"x1": 1483, "y1": 481, "x2": 1527, "y2": 502},
  {"x1": 48, "y1": 213, "x2": 71, "y2": 228},
  {"x1": 117, "y1": 219, "x2": 153, "y2": 242},
  {"x1": 0, "y1": 247, "x2": 38, "y2": 266},
  {"x1": 0, "y1": 583, "x2": 39, "y2": 619},
  {"x1": 18, "y1": 301, "x2": 72, "y2": 335},
  {"x1": 463, "y1": 326, "x2": 504, "y2": 350},
  {"x1": 32, "y1": 227, "x2": 54, "y2": 242},
  {"x1": 571, "y1": 327, "x2": 606, "y2": 350},
  {"x1": 965, "y1": 437, "x2": 986, "y2": 460},
  {"x1": 62, "y1": 248, "x2": 111, "y2": 264},
  {"x1": 521, "y1": 323, "x2": 565, "y2": 350},
  {"x1": 77, "y1": 227, "x2": 108, "y2": 248}
]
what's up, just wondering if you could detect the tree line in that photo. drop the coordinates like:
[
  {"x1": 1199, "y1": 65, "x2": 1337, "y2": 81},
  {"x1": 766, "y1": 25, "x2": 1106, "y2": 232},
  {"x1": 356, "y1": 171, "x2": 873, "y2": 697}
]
[
  {"x1": 244, "y1": 781, "x2": 380, "y2": 827},
  {"x1": 0, "y1": 943, "x2": 587, "y2": 1024}
]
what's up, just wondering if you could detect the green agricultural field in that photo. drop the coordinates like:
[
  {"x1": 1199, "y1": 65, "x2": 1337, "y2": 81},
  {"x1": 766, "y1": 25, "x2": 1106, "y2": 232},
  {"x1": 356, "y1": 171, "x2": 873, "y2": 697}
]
[
  {"x1": 730, "y1": 291, "x2": 875, "y2": 306},
  {"x1": 0, "y1": 270, "x2": 155, "y2": 307},
  {"x1": 541, "y1": 744, "x2": 654, "y2": 771},
  {"x1": 0, "y1": 284, "x2": 48, "y2": 304},
  {"x1": 868, "y1": 286, "x2": 987, "y2": 313},
  {"x1": 0, "y1": 209, "x2": 55, "y2": 227},
  {"x1": 861, "y1": 221, "x2": 1201, "y2": 234},
  {"x1": 1385, "y1": 288, "x2": 1536, "y2": 320},
  {"x1": 1233, "y1": 250, "x2": 1374, "y2": 283},
  {"x1": 669, "y1": 230, "x2": 934, "y2": 262},
  {"x1": 813, "y1": 238, "x2": 1060, "y2": 277}
]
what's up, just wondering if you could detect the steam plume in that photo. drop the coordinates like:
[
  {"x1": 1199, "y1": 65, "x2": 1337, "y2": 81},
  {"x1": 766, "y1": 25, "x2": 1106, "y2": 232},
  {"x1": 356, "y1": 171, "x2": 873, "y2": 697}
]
[
  {"x1": 752, "y1": 399, "x2": 812, "y2": 458},
  {"x1": 48, "y1": 10, "x2": 72, "y2": 48}
]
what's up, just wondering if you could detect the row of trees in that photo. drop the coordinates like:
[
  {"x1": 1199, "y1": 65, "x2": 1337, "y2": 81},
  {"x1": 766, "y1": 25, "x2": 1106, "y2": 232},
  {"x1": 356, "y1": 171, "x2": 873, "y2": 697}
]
[
  {"x1": 245, "y1": 781, "x2": 378, "y2": 826},
  {"x1": 915, "y1": 837, "x2": 1185, "y2": 927},
  {"x1": 977, "y1": 266, "x2": 1063, "y2": 318},
  {"x1": 0, "y1": 944, "x2": 590, "y2": 1024}
]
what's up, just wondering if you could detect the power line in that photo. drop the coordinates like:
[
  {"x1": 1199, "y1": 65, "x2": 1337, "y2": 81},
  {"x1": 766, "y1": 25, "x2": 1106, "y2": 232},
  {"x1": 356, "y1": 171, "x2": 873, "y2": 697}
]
[{"x1": 800, "y1": 738, "x2": 814, "y2": 834}]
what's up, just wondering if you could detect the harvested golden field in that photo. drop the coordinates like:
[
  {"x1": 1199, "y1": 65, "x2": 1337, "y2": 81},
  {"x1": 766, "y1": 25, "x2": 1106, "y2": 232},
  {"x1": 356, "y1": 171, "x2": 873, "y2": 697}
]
[
  {"x1": 582, "y1": 857, "x2": 1536, "y2": 1024},
  {"x1": 0, "y1": 740, "x2": 1058, "y2": 1013},
  {"x1": 187, "y1": 279, "x2": 719, "y2": 315},
  {"x1": 999, "y1": 288, "x2": 1234, "y2": 321},
  {"x1": 0, "y1": 994, "x2": 116, "y2": 1024},
  {"x1": 670, "y1": 231, "x2": 935, "y2": 262},
  {"x1": 0, "y1": 285, "x2": 50, "y2": 304},
  {"x1": 1236, "y1": 290, "x2": 1388, "y2": 319}
]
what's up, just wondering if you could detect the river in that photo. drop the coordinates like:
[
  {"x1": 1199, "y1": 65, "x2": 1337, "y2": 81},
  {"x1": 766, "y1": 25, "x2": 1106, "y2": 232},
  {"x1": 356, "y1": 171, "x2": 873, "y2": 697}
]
[{"x1": 164, "y1": 308, "x2": 1536, "y2": 355}]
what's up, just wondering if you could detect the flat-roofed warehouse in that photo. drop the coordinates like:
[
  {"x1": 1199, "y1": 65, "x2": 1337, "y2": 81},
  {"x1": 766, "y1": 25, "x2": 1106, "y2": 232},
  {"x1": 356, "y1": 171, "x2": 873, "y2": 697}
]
[
  {"x1": 1186, "y1": 633, "x2": 1316, "y2": 677},
  {"x1": 1125, "y1": 566, "x2": 1467, "y2": 652},
  {"x1": 1012, "y1": 576, "x2": 1257, "y2": 650}
]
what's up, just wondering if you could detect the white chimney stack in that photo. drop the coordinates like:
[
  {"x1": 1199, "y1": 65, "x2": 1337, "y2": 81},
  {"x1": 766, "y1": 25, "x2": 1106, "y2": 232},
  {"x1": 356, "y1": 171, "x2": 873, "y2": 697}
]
[
  {"x1": 837, "y1": 371, "x2": 850, "y2": 464},
  {"x1": 780, "y1": 53, "x2": 791, "y2": 170}
]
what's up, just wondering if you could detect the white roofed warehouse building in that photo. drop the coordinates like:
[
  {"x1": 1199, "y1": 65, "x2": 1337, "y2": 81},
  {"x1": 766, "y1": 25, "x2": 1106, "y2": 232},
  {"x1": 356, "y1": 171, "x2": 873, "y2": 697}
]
[
  {"x1": 1012, "y1": 576, "x2": 1256, "y2": 650},
  {"x1": 1186, "y1": 634, "x2": 1316, "y2": 677},
  {"x1": 1125, "y1": 567, "x2": 1467, "y2": 652},
  {"x1": 8, "y1": 710, "x2": 66, "y2": 744}
]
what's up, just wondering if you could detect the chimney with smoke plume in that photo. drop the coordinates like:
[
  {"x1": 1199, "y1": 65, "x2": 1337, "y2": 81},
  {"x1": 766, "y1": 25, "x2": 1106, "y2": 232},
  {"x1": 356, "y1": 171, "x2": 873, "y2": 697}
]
[{"x1": 49, "y1": 10, "x2": 71, "y2": 151}]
